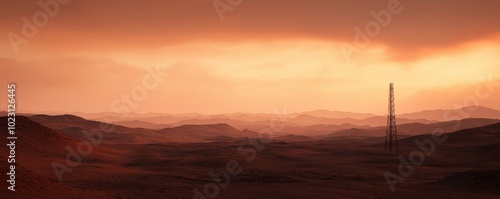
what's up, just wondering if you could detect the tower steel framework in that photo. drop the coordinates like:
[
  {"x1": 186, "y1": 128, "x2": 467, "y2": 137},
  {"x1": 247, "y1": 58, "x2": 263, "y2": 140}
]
[{"x1": 385, "y1": 83, "x2": 398, "y2": 152}]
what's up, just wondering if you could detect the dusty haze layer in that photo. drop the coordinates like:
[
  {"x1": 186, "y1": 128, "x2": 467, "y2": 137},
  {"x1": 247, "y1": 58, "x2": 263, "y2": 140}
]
[{"x1": 1, "y1": 0, "x2": 500, "y2": 114}]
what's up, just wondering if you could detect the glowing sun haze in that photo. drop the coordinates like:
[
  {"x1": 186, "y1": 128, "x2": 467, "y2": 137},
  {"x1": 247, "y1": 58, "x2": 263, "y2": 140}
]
[{"x1": 1, "y1": 0, "x2": 500, "y2": 114}]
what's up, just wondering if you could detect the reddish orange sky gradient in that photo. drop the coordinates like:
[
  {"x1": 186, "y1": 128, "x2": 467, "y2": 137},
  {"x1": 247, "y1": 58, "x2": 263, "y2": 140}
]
[{"x1": 1, "y1": 0, "x2": 500, "y2": 114}]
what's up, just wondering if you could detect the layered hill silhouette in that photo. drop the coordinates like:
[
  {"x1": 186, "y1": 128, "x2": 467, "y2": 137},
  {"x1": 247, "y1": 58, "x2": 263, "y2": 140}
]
[
  {"x1": 399, "y1": 106, "x2": 500, "y2": 121},
  {"x1": 438, "y1": 122, "x2": 500, "y2": 145},
  {"x1": 29, "y1": 114, "x2": 163, "y2": 143},
  {"x1": 289, "y1": 114, "x2": 432, "y2": 126},
  {"x1": 157, "y1": 123, "x2": 254, "y2": 142},
  {"x1": 394, "y1": 118, "x2": 500, "y2": 136},
  {"x1": 28, "y1": 114, "x2": 257, "y2": 143},
  {"x1": 294, "y1": 109, "x2": 376, "y2": 119},
  {"x1": 24, "y1": 112, "x2": 500, "y2": 144},
  {"x1": 268, "y1": 118, "x2": 500, "y2": 143},
  {"x1": 70, "y1": 106, "x2": 500, "y2": 133},
  {"x1": 398, "y1": 122, "x2": 500, "y2": 148},
  {"x1": 2, "y1": 112, "x2": 500, "y2": 198},
  {"x1": 112, "y1": 120, "x2": 172, "y2": 129}
]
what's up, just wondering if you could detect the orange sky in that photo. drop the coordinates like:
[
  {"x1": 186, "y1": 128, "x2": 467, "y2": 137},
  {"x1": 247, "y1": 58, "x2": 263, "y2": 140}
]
[{"x1": 1, "y1": 0, "x2": 500, "y2": 115}]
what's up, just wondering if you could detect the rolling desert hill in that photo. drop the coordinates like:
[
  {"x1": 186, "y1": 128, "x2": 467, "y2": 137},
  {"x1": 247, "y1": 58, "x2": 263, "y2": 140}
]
[
  {"x1": 310, "y1": 118, "x2": 500, "y2": 140},
  {"x1": 327, "y1": 128, "x2": 373, "y2": 137},
  {"x1": 94, "y1": 114, "x2": 192, "y2": 124},
  {"x1": 363, "y1": 118, "x2": 500, "y2": 137},
  {"x1": 274, "y1": 134, "x2": 315, "y2": 142},
  {"x1": 46, "y1": 106, "x2": 500, "y2": 134},
  {"x1": 399, "y1": 106, "x2": 500, "y2": 121},
  {"x1": 113, "y1": 117, "x2": 269, "y2": 131},
  {"x1": 158, "y1": 123, "x2": 255, "y2": 142},
  {"x1": 434, "y1": 122, "x2": 500, "y2": 145},
  {"x1": 0, "y1": 117, "x2": 79, "y2": 198},
  {"x1": 0, "y1": 162, "x2": 106, "y2": 199},
  {"x1": 211, "y1": 113, "x2": 276, "y2": 122},
  {"x1": 112, "y1": 120, "x2": 172, "y2": 129},
  {"x1": 289, "y1": 114, "x2": 433, "y2": 126},
  {"x1": 279, "y1": 123, "x2": 371, "y2": 137},
  {"x1": 0, "y1": 116, "x2": 76, "y2": 154},
  {"x1": 29, "y1": 114, "x2": 259, "y2": 143},
  {"x1": 296, "y1": 109, "x2": 376, "y2": 119},
  {"x1": 25, "y1": 113, "x2": 500, "y2": 144},
  {"x1": 29, "y1": 114, "x2": 167, "y2": 144},
  {"x1": 282, "y1": 118, "x2": 498, "y2": 140},
  {"x1": 168, "y1": 118, "x2": 253, "y2": 129},
  {"x1": 0, "y1": 116, "x2": 139, "y2": 198},
  {"x1": 397, "y1": 122, "x2": 500, "y2": 148}
]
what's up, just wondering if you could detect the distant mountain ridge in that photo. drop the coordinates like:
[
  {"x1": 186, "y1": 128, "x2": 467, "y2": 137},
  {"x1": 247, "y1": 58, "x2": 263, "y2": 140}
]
[
  {"x1": 158, "y1": 123, "x2": 253, "y2": 142},
  {"x1": 100, "y1": 106, "x2": 500, "y2": 128},
  {"x1": 4, "y1": 106, "x2": 499, "y2": 127},
  {"x1": 3, "y1": 112, "x2": 500, "y2": 149},
  {"x1": 289, "y1": 114, "x2": 433, "y2": 126},
  {"x1": 295, "y1": 109, "x2": 376, "y2": 119},
  {"x1": 5, "y1": 106, "x2": 499, "y2": 138},
  {"x1": 28, "y1": 114, "x2": 256, "y2": 143},
  {"x1": 399, "y1": 106, "x2": 500, "y2": 121}
]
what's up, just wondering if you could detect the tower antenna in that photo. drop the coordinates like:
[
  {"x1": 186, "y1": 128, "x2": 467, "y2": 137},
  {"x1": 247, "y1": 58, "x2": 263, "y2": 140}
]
[{"x1": 385, "y1": 83, "x2": 398, "y2": 151}]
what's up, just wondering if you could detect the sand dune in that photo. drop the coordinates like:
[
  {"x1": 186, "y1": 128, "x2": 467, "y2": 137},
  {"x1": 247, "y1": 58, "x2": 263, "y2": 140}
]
[
  {"x1": 0, "y1": 116, "x2": 75, "y2": 153},
  {"x1": 0, "y1": 117, "x2": 110, "y2": 198}
]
